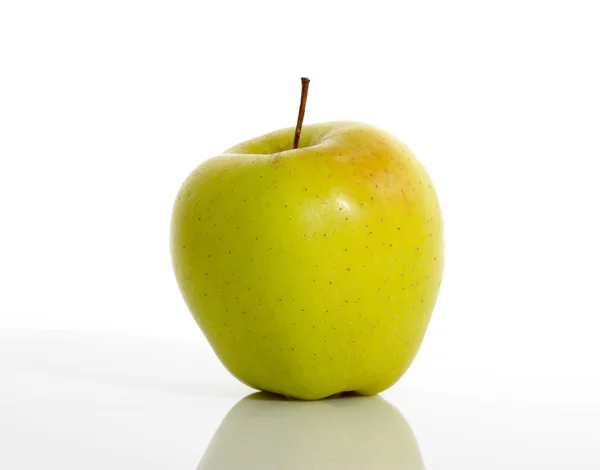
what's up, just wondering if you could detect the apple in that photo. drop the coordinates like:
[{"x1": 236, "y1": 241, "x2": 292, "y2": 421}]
[
  {"x1": 197, "y1": 393, "x2": 424, "y2": 470},
  {"x1": 171, "y1": 79, "x2": 443, "y2": 400}
]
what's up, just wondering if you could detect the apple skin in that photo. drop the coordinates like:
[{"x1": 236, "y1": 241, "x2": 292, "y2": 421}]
[
  {"x1": 171, "y1": 121, "x2": 443, "y2": 400},
  {"x1": 197, "y1": 393, "x2": 424, "y2": 470}
]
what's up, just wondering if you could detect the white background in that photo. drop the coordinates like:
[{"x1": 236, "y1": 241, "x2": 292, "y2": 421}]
[{"x1": 1, "y1": 0, "x2": 600, "y2": 422}]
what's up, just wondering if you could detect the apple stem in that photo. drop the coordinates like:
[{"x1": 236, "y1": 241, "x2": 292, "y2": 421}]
[{"x1": 293, "y1": 77, "x2": 310, "y2": 149}]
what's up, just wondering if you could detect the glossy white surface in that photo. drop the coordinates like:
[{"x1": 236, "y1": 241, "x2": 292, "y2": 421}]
[{"x1": 2, "y1": 329, "x2": 598, "y2": 469}]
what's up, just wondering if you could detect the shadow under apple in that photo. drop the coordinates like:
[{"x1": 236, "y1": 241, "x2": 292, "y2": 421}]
[{"x1": 197, "y1": 392, "x2": 424, "y2": 470}]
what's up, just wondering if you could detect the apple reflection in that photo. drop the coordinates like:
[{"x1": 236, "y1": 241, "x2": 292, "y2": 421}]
[{"x1": 197, "y1": 393, "x2": 424, "y2": 470}]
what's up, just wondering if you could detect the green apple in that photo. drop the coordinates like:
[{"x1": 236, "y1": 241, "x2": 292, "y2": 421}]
[
  {"x1": 197, "y1": 393, "x2": 424, "y2": 470},
  {"x1": 171, "y1": 121, "x2": 443, "y2": 400}
]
